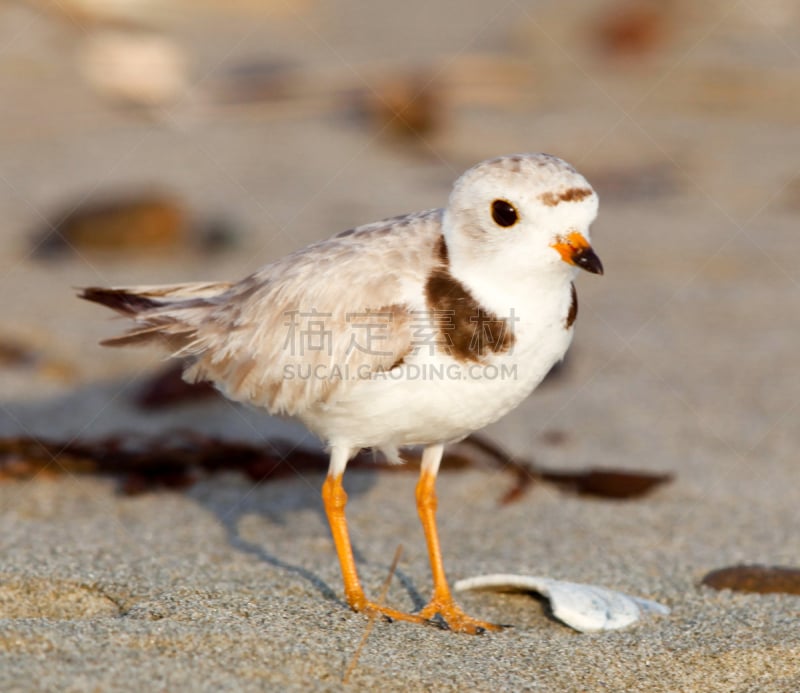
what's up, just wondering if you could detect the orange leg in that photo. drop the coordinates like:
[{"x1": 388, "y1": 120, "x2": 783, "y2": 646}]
[
  {"x1": 321, "y1": 470, "x2": 427, "y2": 626},
  {"x1": 415, "y1": 444, "x2": 503, "y2": 634}
]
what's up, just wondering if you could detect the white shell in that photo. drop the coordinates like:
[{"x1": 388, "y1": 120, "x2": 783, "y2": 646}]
[
  {"x1": 454, "y1": 573, "x2": 669, "y2": 633},
  {"x1": 80, "y1": 31, "x2": 187, "y2": 106}
]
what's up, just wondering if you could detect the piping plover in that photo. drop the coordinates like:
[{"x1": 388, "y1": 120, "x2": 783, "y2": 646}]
[{"x1": 80, "y1": 153, "x2": 602, "y2": 634}]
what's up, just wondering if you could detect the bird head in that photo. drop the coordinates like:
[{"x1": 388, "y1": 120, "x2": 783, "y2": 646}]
[{"x1": 444, "y1": 153, "x2": 603, "y2": 280}]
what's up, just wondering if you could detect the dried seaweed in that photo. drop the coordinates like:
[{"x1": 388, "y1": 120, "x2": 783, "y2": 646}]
[
  {"x1": 701, "y1": 565, "x2": 800, "y2": 596},
  {"x1": 458, "y1": 433, "x2": 672, "y2": 501},
  {"x1": 593, "y1": 4, "x2": 667, "y2": 57},
  {"x1": 33, "y1": 194, "x2": 187, "y2": 259},
  {"x1": 0, "y1": 431, "x2": 672, "y2": 503},
  {"x1": 538, "y1": 468, "x2": 673, "y2": 499},
  {"x1": 0, "y1": 339, "x2": 37, "y2": 368},
  {"x1": 134, "y1": 363, "x2": 219, "y2": 410}
]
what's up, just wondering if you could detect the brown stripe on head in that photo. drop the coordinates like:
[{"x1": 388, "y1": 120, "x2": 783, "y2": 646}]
[
  {"x1": 539, "y1": 187, "x2": 594, "y2": 207},
  {"x1": 424, "y1": 268, "x2": 515, "y2": 363},
  {"x1": 503, "y1": 155, "x2": 524, "y2": 173},
  {"x1": 481, "y1": 154, "x2": 528, "y2": 174}
]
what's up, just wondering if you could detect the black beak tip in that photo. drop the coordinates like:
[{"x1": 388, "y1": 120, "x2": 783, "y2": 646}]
[{"x1": 576, "y1": 248, "x2": 604, "y2": 275}]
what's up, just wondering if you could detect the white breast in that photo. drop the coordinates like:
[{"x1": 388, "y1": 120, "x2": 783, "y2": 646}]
[{"x1": 301, "y1": 278, "x2": 575, "y2": 450}]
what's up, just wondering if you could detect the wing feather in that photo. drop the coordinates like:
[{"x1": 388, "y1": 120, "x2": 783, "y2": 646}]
[{"x1": 83, "y1": 209, "x2": 444, "y2": 416}]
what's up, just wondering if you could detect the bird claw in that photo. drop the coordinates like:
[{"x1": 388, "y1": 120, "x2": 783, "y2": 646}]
[
  {"x1": 417, "y1": 598, "x2": 504, "y2": 635},
  {"x1": 356, "y1": 599, "x2": 427, "y2": 627},
  {"x1": 351, "y1": 597, "x2": 501, "y2": 634}
]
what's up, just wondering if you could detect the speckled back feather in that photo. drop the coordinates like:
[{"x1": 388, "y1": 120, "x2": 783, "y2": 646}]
[{"x1": 81, "y1": 209, "x2": 444, "y2": 416}]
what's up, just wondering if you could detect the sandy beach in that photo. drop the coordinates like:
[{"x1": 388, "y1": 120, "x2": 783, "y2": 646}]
[{"x1": 1, "y1": 1, "x2": 799, "y2": 690}]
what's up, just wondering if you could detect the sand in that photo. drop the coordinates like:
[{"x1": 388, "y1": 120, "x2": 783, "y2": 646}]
[{"x1": 1, "y1": 1, "x2": 799, "y2": 690}]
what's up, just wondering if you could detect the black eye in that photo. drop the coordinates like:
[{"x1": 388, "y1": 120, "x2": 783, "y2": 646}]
[{"x1": 491, "y1": 199, "x2": 518, "y2": 227}]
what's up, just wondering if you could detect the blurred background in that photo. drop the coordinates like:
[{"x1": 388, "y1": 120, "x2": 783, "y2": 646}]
[{"x1": 0, "y1": 0, "x2": 798, "y2": 479}]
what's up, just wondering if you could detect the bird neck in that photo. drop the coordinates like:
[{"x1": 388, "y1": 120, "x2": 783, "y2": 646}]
[{"x1": 443, "y1": 236, "x2": 572, "y2": 321}]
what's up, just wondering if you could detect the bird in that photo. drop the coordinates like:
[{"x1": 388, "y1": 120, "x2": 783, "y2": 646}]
[{"x1": 80, "y1": 153, "x2": 603, "y2": 634}]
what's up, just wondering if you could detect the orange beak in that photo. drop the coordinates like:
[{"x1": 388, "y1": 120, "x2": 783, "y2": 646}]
[{"x1": 551, "y1": 231, "x2": 604, "y2": 275}]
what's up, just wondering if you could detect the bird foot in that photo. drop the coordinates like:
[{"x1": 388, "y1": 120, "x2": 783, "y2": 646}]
[
  {"x1": 350, "y1": 597, "x2": 500, "y2": 634},
  {"x1": 417, "y1": 597, "x2": 504, "y2": 635},
  {"x1": 351, "y1": 598, "x2": 429, "y2": 626}
]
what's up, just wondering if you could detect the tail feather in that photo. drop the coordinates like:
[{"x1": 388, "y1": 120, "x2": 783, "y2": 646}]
[
  {"x1": 79, "y1": 286, "x2": 160, "y2": 316},
  {"x1": 79, "y1": 281, "x2": 232, "y2": 312},
  {"x1": 99, "y1": 324, "x2": 194, "y2": 348},
  {"x1": 79, "y1": 282, "x2": 232, "y2": 350}
]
